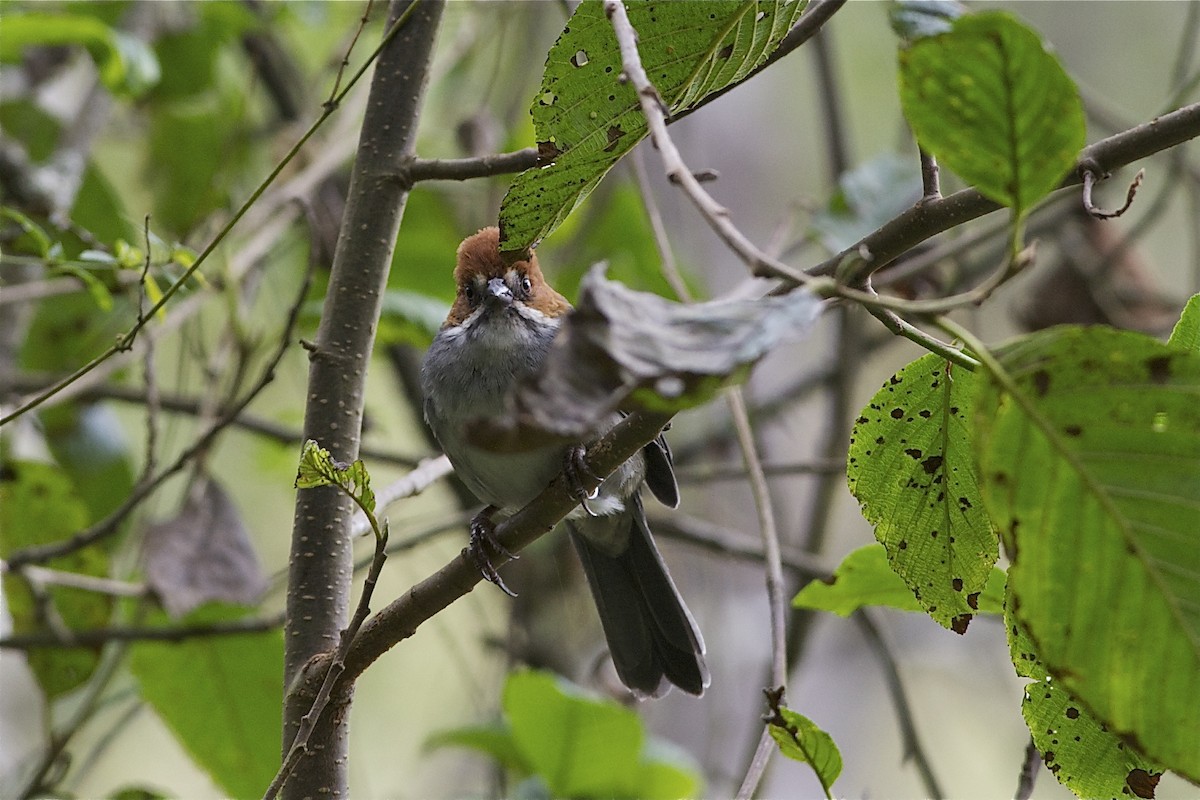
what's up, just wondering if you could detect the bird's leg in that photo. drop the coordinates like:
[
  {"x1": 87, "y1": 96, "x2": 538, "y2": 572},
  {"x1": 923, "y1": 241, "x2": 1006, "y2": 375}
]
[
  {"x1": 467, "y1": 505, "x2": 518, "y2": 597},
  {"x1": 563, "y1": 444, "x2": 602, "y2": 517}
]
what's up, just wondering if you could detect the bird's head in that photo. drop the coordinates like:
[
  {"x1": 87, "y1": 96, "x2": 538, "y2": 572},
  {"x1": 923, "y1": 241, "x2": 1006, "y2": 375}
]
[{"x1": 444, "y1": 227, "x2": 571, "y2": 333}]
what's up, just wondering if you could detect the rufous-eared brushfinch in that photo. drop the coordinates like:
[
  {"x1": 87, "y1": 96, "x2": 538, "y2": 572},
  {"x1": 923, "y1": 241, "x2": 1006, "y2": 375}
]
[{"x1": 420, "y1": 227, "x2": 708, "y2": 698}]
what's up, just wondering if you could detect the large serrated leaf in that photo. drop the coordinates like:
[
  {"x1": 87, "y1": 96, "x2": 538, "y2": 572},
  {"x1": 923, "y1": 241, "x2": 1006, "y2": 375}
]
[
  {"x1": 1007, "y1": 608, "x2": 1163, "y2": 799},
  {"x1": 499, "y1": 0, "x2": 806, "y2": 252},
  {"x1": 847, "y1": 354, "x2": 998, "y2": 632},
  {"x1": 898, "y1": 11, "x2": 1085, "y2": 217},
  {"x1": 976, "y1": 325, "x2": 1200, "y2": 782}
]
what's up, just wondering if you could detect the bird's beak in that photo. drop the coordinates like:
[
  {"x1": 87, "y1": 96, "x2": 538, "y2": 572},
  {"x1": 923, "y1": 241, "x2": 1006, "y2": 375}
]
[{"x1": 486, "y1": 277, "x2": 513, "y2": 307}]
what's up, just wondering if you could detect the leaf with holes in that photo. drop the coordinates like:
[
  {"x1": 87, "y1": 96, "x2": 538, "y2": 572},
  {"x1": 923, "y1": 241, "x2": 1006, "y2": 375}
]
[
  {"x1": 1007, "y1": 608, "x2": 1163, "y2": 799},
  {"x1": 499, "y1": 0, "x2": 807, "y2": 253},
  {"x1": 976, "y1": 325, "x2": 1200, "y2": 782},
  {"x1": 898, "y1": 11, "x2": 1085, "y2": 217},
  {"x1": 847, "y1": 354, "x2": 998, "y2": 632}
]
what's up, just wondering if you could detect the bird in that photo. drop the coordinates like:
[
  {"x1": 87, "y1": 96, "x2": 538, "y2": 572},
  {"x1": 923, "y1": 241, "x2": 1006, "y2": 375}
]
[{"x1": 420, "y1": 226, "x2": 708, "y2": 698}]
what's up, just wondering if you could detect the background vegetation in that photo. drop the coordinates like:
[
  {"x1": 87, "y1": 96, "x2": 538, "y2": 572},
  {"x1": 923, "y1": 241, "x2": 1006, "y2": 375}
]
[{"x1": 1, "y1": 1, "x2": 1197, "y2": 798}]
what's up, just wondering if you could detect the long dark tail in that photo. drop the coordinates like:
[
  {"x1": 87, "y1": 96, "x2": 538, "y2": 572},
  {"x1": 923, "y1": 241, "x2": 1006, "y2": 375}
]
[{"x1": 567, "y1": 495, "x2": 708, "y2": 698}]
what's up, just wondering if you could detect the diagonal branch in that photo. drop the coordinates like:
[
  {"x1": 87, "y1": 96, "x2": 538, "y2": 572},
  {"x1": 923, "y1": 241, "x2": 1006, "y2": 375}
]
[{"x1": 810, "y1": 101, "x2": 1200, "y2": 285}]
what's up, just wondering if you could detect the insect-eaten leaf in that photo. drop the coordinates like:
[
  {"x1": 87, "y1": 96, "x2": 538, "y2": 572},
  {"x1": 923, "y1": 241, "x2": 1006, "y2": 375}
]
[
  {"x1": 295, "y1": 439, "x2": 376, "y2": 516},
  {"x1": 469, "y1": 267, "x2": 821, "y2": 452},
  {"x1": 499, "y1": 0, "x2": 806, "y2": 253},
  {"x1": 142, "y1": 477, "x2": 266, "y2": 618}
]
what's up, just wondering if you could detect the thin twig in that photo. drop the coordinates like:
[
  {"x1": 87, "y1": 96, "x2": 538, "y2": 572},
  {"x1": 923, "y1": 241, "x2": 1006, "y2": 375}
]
[
  {"x1": 650, "y1": 512, "x2": 832, "y2": 579},
  {"x1": 139, "y1": 216, "x2": 160, "y2": 480},
  {"x1": 853, "y1": 610, "x2": 945, "y2": 799},
  {"x1": 603, "y1": 0, "x2": 812, "y2": 286},
  {"x1": 3, "y1": 375, "x2": 425, "y2": 468},
  {"x1": 862, "y1": 304, "x2": 980, "y2": 370},
  {"x1": 920, "y1": 149, "x2": 941, "y2": 202},
  {"x1": 737, "y1": 732, "x2": 782, "y2": 800},
  {"x1": 627, "y1": 123, "x2": 790, "y2": 796},
  {"x1": 7, "y1": 565, "x2": 146, "y2": 599},
  {"x1": 349, "y1": 456, "x2": 455, "y2": 538},
  {"x1": 402, "y1": 148, "x2": 539, "y2": 184},
  {"x1": 325, "y1": 0, "x2": 376, "y2": 108},
  {"x1": 630, "y1": 150, "x2": 691, "y2": 300},
  {"x1": 1081, "y1": 167, "x2": 1144, "y2": 219},
  {"x1": 808, "y1": 101, "x2": 1200, "y2": 286},
  {"x1": 1014, "y1": 737, "x2": 1041, "y2": 800},
  {"x1": 727, "y1": 388, "x2": 790, "y2": 797},
  {"x1": 0, "y1": 613, "x2": 284, "y2": 650}
]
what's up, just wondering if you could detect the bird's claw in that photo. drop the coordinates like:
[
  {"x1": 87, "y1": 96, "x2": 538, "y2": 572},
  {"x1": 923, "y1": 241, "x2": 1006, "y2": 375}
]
[
  {"x1": 466, "y1": 507, "x2": 518, "y2": 597},
  {"x1": 564, "y1": 445, "x2": 601, "y2": 517}
]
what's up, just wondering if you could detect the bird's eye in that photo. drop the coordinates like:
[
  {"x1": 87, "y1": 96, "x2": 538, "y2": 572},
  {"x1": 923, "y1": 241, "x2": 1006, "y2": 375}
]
[
  {"x1": 462, "y1": 283, "x2": 477, "y2": 304},
  {"x1": 520, "y1": 275, "x2": 533, "y2": 295}
]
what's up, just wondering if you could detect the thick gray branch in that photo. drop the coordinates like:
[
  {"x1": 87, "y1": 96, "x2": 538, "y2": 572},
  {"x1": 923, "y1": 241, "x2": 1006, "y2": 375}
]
[{"x1": 282, "y1": 2, "x2": 443, "y2": 797}]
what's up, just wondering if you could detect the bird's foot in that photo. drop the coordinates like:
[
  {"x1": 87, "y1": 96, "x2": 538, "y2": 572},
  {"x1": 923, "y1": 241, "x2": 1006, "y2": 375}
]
[
  {"x1": 564, "y1": 445, "x2": 602, "y2": 517},
  {"x1": 466, "y1": 506, "x2": 518, "y2": 597}
]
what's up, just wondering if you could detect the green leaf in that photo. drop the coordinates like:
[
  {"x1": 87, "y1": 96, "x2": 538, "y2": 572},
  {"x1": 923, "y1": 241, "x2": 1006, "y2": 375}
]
[
  {"x1": 0, "y1": 460, "x2": 112, "y2": 697},
  {"x1": 975, "y1": 325, "x2": 1200, "y2": 782},
  {"x1": 0, "y1": 13, "x2": 160, "y2": 98},
  {"x1": 499, "y1": 0, "x2": 807, "y2": 252},
  {"x1": 151, "y1": 2, "x2": 258, "y2": 100},
  {"x1": 503, "y1": 671, "x2": 701, "y2": 799},
  {"x1": 898, "y1": 11, "x2": 1085, "y2": 217},
  {"x1": 793, "y1": 544, "x2": 1006, "y2": 618},
  {"x1": 425, "y1": 722, "x2": 532, "y2": 775},
  {"x1": 1007, "y1": 609, "x2": 1163, "y2": 799},
  {"x1": 768, "y1": 706, "x2": 842, "y2": 796},
  {"x1": 146, "y1": 98, "x2": 239, "y2": 235},
  {"x1": 809, "y1": 153, "x2": 921, "y2": 252},
  {"x1": 506, "y1": 671, "x2": 642, "y2": 797},
  {"x1": 1168, "y1": 293, "x2": 1200, "y2": 353},
  {"x1": 129, "y1": 604, "x2": 283, "y2": 799},
  {"x1": 847, "y1": 354, "x2": 998, "y2": 631}
]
